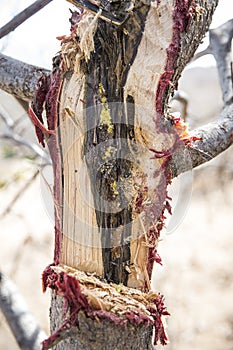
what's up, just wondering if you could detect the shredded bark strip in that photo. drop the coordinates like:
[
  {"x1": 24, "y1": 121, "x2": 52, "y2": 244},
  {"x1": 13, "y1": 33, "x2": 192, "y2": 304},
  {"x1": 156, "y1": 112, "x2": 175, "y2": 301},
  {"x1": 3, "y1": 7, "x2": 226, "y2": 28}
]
[
  {"x1": 27, "y1": 0, "x2": 219, "y2": 348},
  {"x1": 42, "y1": 264, "x2": 169, "y2": 349}
]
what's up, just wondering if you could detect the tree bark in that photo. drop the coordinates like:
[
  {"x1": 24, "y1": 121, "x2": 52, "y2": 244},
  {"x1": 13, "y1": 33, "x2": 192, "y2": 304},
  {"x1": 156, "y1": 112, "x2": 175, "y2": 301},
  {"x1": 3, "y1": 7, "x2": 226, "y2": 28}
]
[
  {"x1": 47, "y1": 0, "x2": 219, "y2": 287},
  {"x1": 37, "y1": 1, "x2": 220, "y2": 349},
  {"x1": 49, "y1": 291, "x2": 154, "y2": 350},
  {"x1": 1, "y1": 0, "x2": 228, "y2": 349},
  {"x1": 0, "y1": 53, "x2": 49, "y2": 101}
]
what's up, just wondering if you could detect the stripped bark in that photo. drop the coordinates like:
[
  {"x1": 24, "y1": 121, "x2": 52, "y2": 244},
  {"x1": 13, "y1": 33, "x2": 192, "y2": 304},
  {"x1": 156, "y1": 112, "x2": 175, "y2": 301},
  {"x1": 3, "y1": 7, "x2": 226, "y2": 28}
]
[
  {"x1": 31, "y1": 0, "x2": 219, "y2": 349},
  {"x1": 1, "y1": 49, "x2": 232, "y2": 174},
  {"x1": 47, "y1": 0, "x2": 219, "y2": 290},
  {"x1": 3, "y1": 0, "x2": 233, "y2": 349},
  {"x1": 42, "y1": 265, "x2": 167, "y2": 350}
]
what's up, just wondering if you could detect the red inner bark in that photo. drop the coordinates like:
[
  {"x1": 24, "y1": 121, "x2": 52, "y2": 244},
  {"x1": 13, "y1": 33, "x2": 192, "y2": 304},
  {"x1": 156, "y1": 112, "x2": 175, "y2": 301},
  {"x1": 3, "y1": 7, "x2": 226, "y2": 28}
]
[
  {"x1": 146, "y1": 0, "x2": 191, "y2": 278},
  {"x1": 42, "y1": 265, "x2": 169, "y2": 348}
]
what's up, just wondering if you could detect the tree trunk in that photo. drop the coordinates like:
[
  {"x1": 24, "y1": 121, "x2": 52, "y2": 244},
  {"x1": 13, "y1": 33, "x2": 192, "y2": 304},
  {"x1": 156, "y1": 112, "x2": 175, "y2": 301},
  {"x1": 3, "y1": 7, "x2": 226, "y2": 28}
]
[
  {"x1": 31, "y1": 0, "x2": 219, "y2": 349},
  {"x1": 49, "y1": 292, "x2": 154, "y2": 350}
]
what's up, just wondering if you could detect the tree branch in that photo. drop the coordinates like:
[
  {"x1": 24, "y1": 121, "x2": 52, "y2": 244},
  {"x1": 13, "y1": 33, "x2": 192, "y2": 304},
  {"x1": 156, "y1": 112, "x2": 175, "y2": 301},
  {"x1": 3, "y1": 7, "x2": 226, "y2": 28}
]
[
  {"x1": 209, "y1": 19, "x2": 233, "y2": 105},
  {"x1": 169, "y1": 104, "x2": 233, "y2": 177},
  {"x1": 0, "y1": 271, "x2": 47, "y2": 350},
  {"x1": 0, "y1": 0, "x2": 53, "y2": 40},
  {"x1": 191, "y1": 19, "x2": 233, "y2": 106},
  {"x1": 0, "y1": 53, "x2": 50, "y2": 101},
  {"x1": 0, "y1": 104, "x2": 51, "y2": 164},
  {"x1": 169, "y1": 18, "x2": 233, "y2": 177},
  {"x1": 0, "y1": 170, "x2": 39, "y2": 218},
  {"x1": 191, "y1": 45, "x2": 212, "y2": 61}
]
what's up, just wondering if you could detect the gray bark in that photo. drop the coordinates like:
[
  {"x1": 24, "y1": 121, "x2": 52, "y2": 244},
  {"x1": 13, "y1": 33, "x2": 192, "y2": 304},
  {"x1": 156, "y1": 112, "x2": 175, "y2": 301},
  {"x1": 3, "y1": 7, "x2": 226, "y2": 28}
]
[
  {"x1": 49, "y1": 292, "x2": 154, "y2": 350},
  {"x1": 169, "y1": 104, "x2": 233, "y2": 178},
  {"x1": 0, "y1": 53, "x2": 49, "y2": 101}
]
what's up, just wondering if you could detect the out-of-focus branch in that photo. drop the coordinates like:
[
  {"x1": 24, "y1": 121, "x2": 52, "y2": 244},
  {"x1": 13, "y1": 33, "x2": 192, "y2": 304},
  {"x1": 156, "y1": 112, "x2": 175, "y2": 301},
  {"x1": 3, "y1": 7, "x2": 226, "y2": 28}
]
[
  {"x1": 0, "y1": 53, "x2": 50, "y2": 101},
  {"x1": 0, "y1": 131, "x2": 51, "y2": 164},
  {"x1": 171, "y1": 91, "x2": 189, "y2": 120},
  {"x1": 0, "y1": 0, "x2": 53, "y2": 40},
  {"x1": 191, "y1": 19, "x2": 233, "y2": 106},
  {"x1": 0, "y1": 104, "x2": 51, "y2": 217},
  {"x1": 0, "y1": 170, "x2": 39, "y2": 218},
  {"x1": 209, "y1": 19, "x2": 233, "y2": 105},
  {"x1": 191, "y1": 45, "x2": 212, "y2": 61},
  {"x1": 0, "y1": 103, "x2": 14, "y2": 128},
  {"x1": 0, "y1": 104, "x2": 51, "y2": 164},
  {"x1": 0, "y1": 271, "x2": 47, "y2": 350}
]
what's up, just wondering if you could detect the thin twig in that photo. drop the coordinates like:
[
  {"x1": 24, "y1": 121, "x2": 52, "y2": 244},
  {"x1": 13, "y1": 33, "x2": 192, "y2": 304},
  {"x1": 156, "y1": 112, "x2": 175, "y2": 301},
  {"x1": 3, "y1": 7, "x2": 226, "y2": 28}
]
[
  {"x1": 171, "y1": 91, "x2": 189, "y2": 120},
  {"x1": 0, "y1": 271, "x2": 47, "y2": 350},
  {"x1": 191, "y1": 45, "x2": 212, "y2": 62},
  {"x1": 0, "y1": 105, "x2": 51, "y2": 164},
  {"x1": 0, "y1": 131, "x2": 51, "y2": 164},
  {"x1": 0, "y1": 0, "x2": 53, "y2": 40},
  {"x1": 0, "y1": 104, "x2": 14, "y2": 128}
]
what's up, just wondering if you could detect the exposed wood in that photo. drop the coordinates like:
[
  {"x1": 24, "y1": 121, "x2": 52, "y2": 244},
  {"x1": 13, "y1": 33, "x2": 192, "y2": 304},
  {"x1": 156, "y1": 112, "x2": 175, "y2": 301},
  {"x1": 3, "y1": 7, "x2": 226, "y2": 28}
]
[
  {"x1": 57, "y1": 1, "x2": 174, "y2": 290},
  {"x1": 42, "y1": 265, "x2": 167, "y2": 350},
  {"x1": 59, "y1": 73, "x2": 103, "y2": 275},
  {"x1": 2, "y1": 1, "x2": 231, "y2": 349},
  {"x1": 56, "y1": 0, "x2": 219, "y2": 292},
  {"x1": 39, "y1": 1, "x2": 219, "y2": 348}
]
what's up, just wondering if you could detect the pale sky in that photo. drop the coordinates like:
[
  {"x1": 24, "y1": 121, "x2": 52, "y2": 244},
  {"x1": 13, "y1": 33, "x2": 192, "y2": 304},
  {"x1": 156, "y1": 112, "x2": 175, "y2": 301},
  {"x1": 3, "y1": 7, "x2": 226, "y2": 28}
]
[{"x1": 0, "y1": 0, "x2": 232, "y2": 68}]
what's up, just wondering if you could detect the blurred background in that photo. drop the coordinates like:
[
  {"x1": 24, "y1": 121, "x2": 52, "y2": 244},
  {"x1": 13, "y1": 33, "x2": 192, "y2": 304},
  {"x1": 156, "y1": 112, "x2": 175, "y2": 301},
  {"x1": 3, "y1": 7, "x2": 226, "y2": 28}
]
[{"x1": 0, "y1": 1, "x2": 233, "y2": 349}]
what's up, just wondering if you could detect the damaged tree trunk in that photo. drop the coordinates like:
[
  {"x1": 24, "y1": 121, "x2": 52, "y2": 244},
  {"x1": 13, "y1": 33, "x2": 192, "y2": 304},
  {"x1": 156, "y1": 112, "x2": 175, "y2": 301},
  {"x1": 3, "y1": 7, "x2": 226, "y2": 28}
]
[{"x1": 29, "y1": 0, "x2": 218, "y2": 349}]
